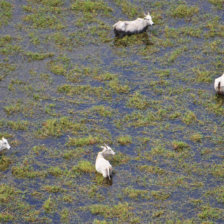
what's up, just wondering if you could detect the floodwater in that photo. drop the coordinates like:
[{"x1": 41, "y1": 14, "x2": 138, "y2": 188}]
[{"x1": 0, "y1": 0, "x2": 223, "y2": 223}]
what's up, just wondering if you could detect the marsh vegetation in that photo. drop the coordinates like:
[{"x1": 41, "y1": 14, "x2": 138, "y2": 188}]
[{"x1": 0, "y1": 0, "x2": 223, "y2": 223}]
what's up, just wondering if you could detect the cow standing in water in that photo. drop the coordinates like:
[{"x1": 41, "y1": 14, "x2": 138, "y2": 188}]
[
  {"x1": 113, "y1": 12, "x2": 154, "y2": 37},
  {"x1": 214, "y1": 73, "x2": 224, "y2": 95}
]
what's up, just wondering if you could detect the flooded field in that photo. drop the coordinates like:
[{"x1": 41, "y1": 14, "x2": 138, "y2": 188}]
[{"x1": 0, "y1": 0, "x2": 223, "y2": 223}]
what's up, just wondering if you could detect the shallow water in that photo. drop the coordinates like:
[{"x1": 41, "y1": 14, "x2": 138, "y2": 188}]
[{"x1": 0, "y1": 0, "x2": 224, "y2": 223}]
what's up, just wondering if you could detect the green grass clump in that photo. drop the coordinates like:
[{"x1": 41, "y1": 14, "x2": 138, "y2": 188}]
[
  {"x1": 127, "y1": 92, "x2": 148, "y2": 110},
  {"x1": 66, "y1": 135, "x2": 99, "y2": 146},
  {"x1": 139, "y1": 165, "x2": 166, "y2": 175},
  {"x1": 207, "y1": 186, "x2": 224, "y2": 203},
  {"x1": 48, "y1": 63, "x2": 66, "y2": 75},
  {"x1": 210, "y1": 162, "x2": 224, "y2": 178},
  {"x1": 89, "y1": 202, "x2": 133, "y2": 221},
  {"x1": 57, "y1": 84, "x2": 111, "y2": 98},
  {"x1": 198, "y1": 205, "x2": 223, "y2": 220},
  {"x1": 3, "y1": 103, "x2": 23, "y2": 115},
  {"x1": 32, "y1": 145, "x2": 48, "y2": 154},
  {"x1": 25, "y1": 51, "x2": 54, "y2": 60},
  {"x1": 12, "y1": 164, "x2": 47, "y2": 178},
  {"x1": 123, "y1": 187, "x2": 150, "y2": 199},
  {"x1": 93, "y1": 219, "x2": 109, "y2": 224},
  {"x1": 192, "y1": 67, "x2": 212, "y2": 83},
  {"x1": 170, "y1": 4, "x2": 199, "y2": 18},
  {"x1": 60, "y1": 208, "x2": 70, "y2": 223},
  {"x1": 0, "y1": 156, "x2": 11, "y2": 171},
  {"x1": 182, "y1": 110, "x2": 197, "y2": 125},
  {"x1": 151, "y1": 190, "x2": 170, "y2": 200},
  {"x1": 42, "y1": 185, "x2": 62, "y2": 193},
  {"x1": 108, "y1": 79, "x2": 130, "y2": 94},
  {"x1": 63, "y1": 148, "x2": 87, "y2": 160},
  {"x1": 172, "y1": 140, "x2": 190, "y2": 151},
  {"x1": 114, "y1": 0, "x2": 139, "y2": 18},
  {"x1": 73, "y1": 160, "x2": 94, "y2": 174},
  {"x1": 117, "y1": 135, "x2": 132, "y2": 145},
  {"x1": 37, "y1": 117, "x2": 83, "y2": 138},
  {"x1": 48, "y1": 166, "x2": 64, "y2": 176},
  {"x1": 0, "y1": 43, "x2": 21, "y2": 56},
  {"x1": 0, "y1": 184, "x2": 16, "y2": 203},
  {"x1": 0, "y1": 35, "x2": 12, "y2": 46},
  {"x1": 89, "y1": 105, "x2": 112, "y2": 117},
  {"x1": 38, "y1": 0, "x2": 63, "y2": 7},
  {"x1": 23, "y1": 7, "x2": 63, "y2": 29},
  {"x1": 0, "y1": 212, "x2": 13, "y2": 222},
  {"x1": 71, "y1": 0, "x2": 112, "y2": 15},
  {"x1": 208, "y1": 0, "x2": 224, "y2": 9},
  {"x1": 166, "y1": 47, "x2": 186, "y2": 63},
  {"x1": 94, "y1": 73, "x2": 116, "y2": 81},
  {"x1": 0, "y1": 1, "x2": 12, "y2": 27},
  {"x1": 112, "y1": 152, "x2": 130, "y2": 166},
  {"x1": 6, "y1": 120, "x2": 29, "y2": 131},
  {"x1": 190, "y1": 133, "x2": 203, "y2": 142},
  {"x1": 43, "y1": 196, "x2": 53, "y2": 212}
]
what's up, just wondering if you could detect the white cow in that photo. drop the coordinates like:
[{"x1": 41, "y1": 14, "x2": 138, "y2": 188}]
[
  {"x1": 214, "y1": 73, "x2": 224, "y2": 95},
  {"x1": 95, "y1": 144, "x2": 115, "y2": 179},
  {"x1": 0, "y1": 137, "x2": 10, "y2": 152},
  {"x1": 113, "y1": 12, "x2": 154, "y2": 37}
]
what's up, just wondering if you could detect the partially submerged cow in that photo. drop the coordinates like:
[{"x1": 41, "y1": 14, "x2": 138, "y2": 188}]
[
  {"x1": 113, "y1": 12, "x2": 154, "y2": 37},
  {"x1": 214, "y1": 73, "x2": 224, "y2": 95},
  {"x1": 0, "y1": 137, "x2": 10, "y2": 152}
]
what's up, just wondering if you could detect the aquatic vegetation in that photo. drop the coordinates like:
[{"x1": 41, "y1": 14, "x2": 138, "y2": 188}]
[
  {"x1": 190, "y1": 133, "x2": 203, "y2": 142},
  {"x1": 48, "y1": 62, "x2": 66, "y2": 75},
  {"x1": 37, "y1": 117, "x2": 84, "y2": 138},
  {"x1": 43, "y1": 195, "x2": 53, "y2": 212},
  {"x1": 0, "y1": 184, "x2": 17, "y2": 203},
  {"x1": 89, "y1": 202, "x2": 133, "y2": 221},
  {"x1": 208, "y1": 0, "x2": 224, "y2": 9},
  {"x1": 114, "y1": 0, "x2": 139, "y2": 18},
  {"x1": 12, "y1": 163, "x2": 47, "y2": 178},
  {"x1": 151, "y1": 190, "x2": 171, "y2": 201},
  {"x1": 0, "y1": 1, "x2": 12, "y2": 27},
  {"x1": 123, "y1": 186, "x2": 150, "y2": 199},
  {"x1": 170, "y1": 3, "x2": 199, "y2": 19},
  {"x1": 0, "y1": 156, "x2": 11, "y2": 171},
  {"x1": 4, "y1": 103, "x2": 23, "y2": 115},
  {"x1": 23, "y1": 6, "x2": 64, "y2": 29},
  {"x1": 172, "y1": 141, "x2": 190, "y2": 151},
  {"x1": 117, "y1": 135, "x2": 132, "y2": 145},
  {"x1": 112, "y1": 152, "x2": 130, "y2": 166},
  {"x1": 71, "y1": 0, "x2": 113, "y2": 15},
  {"x1": 0, "y1": 0, "x2": 223, "y2": 222},
  {"x1": 127, "y1": 92, "x2": 149, "y2": 110},
  {"x1": 73, "y1": 160, "x2": 95, "y2": 174},
  {"x1": 25, "y1": 51, "x2": 54, "y2": 61},
  {"x1": 89, "y1": 105, "x2": 113, "y2": 117},
  {"x1": 4, "y1": 120, "x2": 29, "y2": 131},
  {"x1": 139, "y1": 165, "x2": 166, "y2": 175},
  {"x1": 198, "y1": 205, "x2": 223, "y2": 220},
  {"x1": 48, "y1": 166, "x2": 64, "y2": 177}
]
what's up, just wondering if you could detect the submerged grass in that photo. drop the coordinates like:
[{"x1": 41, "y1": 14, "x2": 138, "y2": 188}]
[
  {"x1": 0, "y1": 1, "x2": 12, "y2": 27},
  {"x1": 66, "y1": 135, "x2": 99, "y2": 147},
  {"x1": 71, "y1": 0, "x2": 113, "y2": 15},
  {"x1": 0, "y1": 0, "x2": 224, "y2": 223}
]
